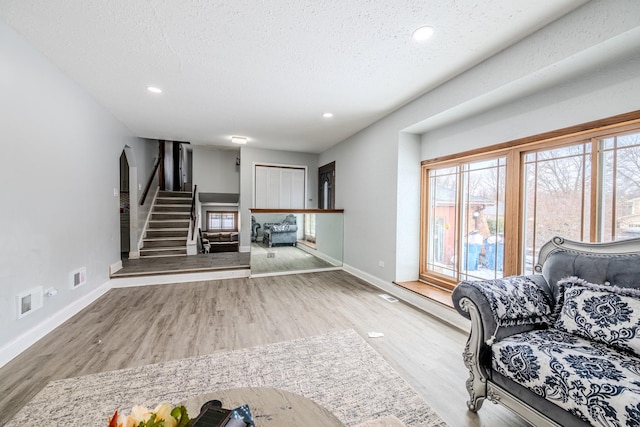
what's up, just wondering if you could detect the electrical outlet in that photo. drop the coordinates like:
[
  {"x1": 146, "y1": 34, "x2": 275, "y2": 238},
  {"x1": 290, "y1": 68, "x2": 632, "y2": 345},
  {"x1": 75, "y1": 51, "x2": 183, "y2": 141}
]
[
  {"x1": 113, "y1": 188, "x2": 118, "y2": 197},
  {"x1": 378, "y1": 261, "x2": 384, "y2": 268}
]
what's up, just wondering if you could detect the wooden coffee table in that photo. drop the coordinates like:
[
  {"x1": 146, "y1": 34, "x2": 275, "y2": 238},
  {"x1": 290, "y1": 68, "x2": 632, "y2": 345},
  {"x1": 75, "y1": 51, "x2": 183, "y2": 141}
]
[{"x1": 183, "y1": 387, "x2": 344, "y2": 426}]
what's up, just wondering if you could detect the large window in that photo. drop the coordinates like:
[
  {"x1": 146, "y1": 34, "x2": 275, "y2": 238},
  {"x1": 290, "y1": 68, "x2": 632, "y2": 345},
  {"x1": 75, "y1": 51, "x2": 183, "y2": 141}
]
[
  {"x1": 599, "y1": 132, "x2": 640, "y2": 242},
  {"x1": 522, "y1": 143, "x2": 592, "y2": 274},
  {"x1": 420, "y1": 113, "x2": 640, "y2": 288},
  {"x1": 424, "y1": 158, "x2": 506, "y2": 289},
  {"x1": 207, "y1": 211, "x2": 237, "y2": 232}
]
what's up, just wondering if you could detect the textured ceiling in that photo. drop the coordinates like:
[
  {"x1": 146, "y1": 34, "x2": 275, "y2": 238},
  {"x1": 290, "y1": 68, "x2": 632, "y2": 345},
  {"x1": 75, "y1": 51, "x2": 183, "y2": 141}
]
[{"x1": 0, "y1": 0, "x2": 588, "y2": 152}]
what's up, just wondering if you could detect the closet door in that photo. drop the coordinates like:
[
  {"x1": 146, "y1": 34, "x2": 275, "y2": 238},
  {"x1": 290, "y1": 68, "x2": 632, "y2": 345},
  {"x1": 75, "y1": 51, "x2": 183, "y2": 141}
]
[
  {"x1": 290, "y1": 168, "x2": 305, "y2": 209},
  {"x1": 255, "y1": 165, "x2": 306, "y2": 209}
]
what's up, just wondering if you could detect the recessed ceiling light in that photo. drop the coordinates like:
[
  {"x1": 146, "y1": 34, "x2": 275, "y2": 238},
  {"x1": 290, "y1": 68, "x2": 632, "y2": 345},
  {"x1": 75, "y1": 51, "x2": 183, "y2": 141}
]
[
  {"x1": 412, "y1": 26, "x2": 434, "y2": 42},
  {"x1": 322, "y1": 112, "x2": 334, "y2": 118},
  {"x1": 231, "y1": 136, "x2": 248, "y2": 145},
  {"x1": 146, "y1": 86, "x2": 163, "y2": 93}
]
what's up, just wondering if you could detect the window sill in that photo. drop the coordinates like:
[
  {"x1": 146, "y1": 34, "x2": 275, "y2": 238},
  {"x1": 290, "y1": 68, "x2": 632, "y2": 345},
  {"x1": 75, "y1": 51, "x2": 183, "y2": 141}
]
[{"x1": 394, "y1": 281, "x2": 454, "y2": 309}]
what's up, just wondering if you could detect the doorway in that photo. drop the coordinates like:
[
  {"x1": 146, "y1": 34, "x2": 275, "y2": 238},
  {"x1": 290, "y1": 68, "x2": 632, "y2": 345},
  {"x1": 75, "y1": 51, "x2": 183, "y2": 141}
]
[
  {"x1": 318, "y1": 161, "x2": 335, "y2": 209},
  {"x1": 161, "y1": 140, "x2": 191, "y2": 191},
  {"x1": 119, "y1": 151, "x2": 130, "y2": 259}
]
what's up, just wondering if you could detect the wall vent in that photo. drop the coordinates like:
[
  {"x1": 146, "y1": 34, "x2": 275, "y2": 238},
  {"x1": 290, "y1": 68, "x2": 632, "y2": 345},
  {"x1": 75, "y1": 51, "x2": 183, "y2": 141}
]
[
  {"x1": 70, "y1": 267, "x2": 87, "y2": 289},
  {"x1": 17, "y1": 286, "x2": 43, "y2": 319}
]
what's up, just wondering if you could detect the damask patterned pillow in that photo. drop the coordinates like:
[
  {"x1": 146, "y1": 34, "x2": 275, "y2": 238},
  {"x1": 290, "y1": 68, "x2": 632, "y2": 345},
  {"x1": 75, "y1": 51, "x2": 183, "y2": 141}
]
[
  {"x1": 271, "y1": 224, "x2": 291, "y2": 232},
  {"x1": 555, "y1": 277, "x2": 640, "y2": 357},
  {"x1": 460, "y1": 276, "x2": 554, "y2": 327}
]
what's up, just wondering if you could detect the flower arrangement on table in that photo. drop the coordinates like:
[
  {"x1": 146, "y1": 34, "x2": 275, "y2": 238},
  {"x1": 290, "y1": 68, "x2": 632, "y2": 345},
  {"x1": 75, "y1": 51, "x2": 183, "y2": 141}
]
[{"x1": 108, "y1": 403, "x2": 190, "y2": 427}]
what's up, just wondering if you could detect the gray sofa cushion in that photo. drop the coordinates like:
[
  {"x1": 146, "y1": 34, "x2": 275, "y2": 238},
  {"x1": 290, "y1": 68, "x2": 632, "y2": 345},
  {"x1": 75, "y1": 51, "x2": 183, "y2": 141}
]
[{"x1": 542, "y1": 251, "x2": 640, "y2": 297}]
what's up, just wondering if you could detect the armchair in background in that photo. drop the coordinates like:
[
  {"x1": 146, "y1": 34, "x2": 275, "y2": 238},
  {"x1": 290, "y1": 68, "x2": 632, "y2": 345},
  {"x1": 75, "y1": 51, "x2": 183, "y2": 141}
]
[
  {"x1": 251, "y1": 216, "x2": 261, "y2": 242},
  {"x1": 262, "y1": 214, "x2": 298, "y2": 247}
]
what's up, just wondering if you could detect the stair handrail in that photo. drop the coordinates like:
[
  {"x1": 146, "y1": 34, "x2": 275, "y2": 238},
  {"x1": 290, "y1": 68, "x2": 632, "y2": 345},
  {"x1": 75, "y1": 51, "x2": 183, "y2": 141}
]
[
  {"x1": 140, "y1": 158, "x2": 161, "y2": 206},
  {"x1": 189, "y1": 185, "x2": 198, "y2": 240}
]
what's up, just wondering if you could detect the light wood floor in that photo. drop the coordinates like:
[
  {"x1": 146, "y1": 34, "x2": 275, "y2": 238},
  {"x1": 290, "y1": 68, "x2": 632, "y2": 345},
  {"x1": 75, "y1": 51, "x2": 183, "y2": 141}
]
[
  {"x1": 251, "y1": 242, "x2": 336, "y2": 275},
  {"x1": 112, "y1": 252, "x2": 250, "y2": 278},
  {"x1": 0, "y1": 270, "x2": 529, "y2": 427}
]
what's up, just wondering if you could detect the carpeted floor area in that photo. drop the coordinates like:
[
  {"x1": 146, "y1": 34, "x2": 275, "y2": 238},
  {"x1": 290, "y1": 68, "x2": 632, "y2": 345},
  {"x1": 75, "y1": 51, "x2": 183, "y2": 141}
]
[{"x1": 7, "y1": 330, "x2": 447, "y2": 426}]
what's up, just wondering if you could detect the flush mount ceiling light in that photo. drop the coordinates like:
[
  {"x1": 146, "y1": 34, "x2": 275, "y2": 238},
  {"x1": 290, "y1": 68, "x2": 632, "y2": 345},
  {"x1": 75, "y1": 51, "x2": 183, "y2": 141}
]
[
  {"x1": 146, "y1": 86, "x2": 163, "y2": 94},
  {"x1": 322, "y1": 112, "x2": 334, "y2": 118},
  {"x1": 412, "y1": 26, "x2": 434, "y2": 42},
  {"x1": 231, "y1": 136, "x2": 248, "y2": 145}
]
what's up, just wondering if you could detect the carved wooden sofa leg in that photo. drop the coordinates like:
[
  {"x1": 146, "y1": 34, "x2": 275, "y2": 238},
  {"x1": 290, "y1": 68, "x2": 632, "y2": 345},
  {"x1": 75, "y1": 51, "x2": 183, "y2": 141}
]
[{"x1": 459, "y1": 297, "x2": 488, "y2": 412}]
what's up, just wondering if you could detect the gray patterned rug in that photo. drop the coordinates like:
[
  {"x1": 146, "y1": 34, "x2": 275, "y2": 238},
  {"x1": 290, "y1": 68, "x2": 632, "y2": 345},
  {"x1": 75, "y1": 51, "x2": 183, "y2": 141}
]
[{"x1": 7, "y1": 330, "x2": 447, "y2": 426}]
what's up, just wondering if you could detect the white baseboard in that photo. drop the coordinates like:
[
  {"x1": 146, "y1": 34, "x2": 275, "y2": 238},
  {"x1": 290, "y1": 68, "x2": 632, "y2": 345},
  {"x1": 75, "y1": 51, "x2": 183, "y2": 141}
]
[
  {"x1": 109, "y1": 260, "x2": 123, "y2": 275},
  {"x1": 296, "y1": 244, "x2": 342, "y2": 266},
  {"x1": 342, "y1": 263, "x2": 470, "y2": 333},
  {"x1": 0, "y1": 280, "x2": 111, "y2": 369}
]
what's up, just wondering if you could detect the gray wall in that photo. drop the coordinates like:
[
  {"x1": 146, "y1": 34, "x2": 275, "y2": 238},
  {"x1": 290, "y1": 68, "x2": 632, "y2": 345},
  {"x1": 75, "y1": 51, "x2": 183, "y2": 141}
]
[
  {"x1": 320, "y1": 0, "x2": 640, "y2": 284},
  {"x1": 239, "y1": 147, "x2": 318, "y2": 249},
  {"x1": 420, "y1": 55, "x2": 640, "y2": 157},
  {"x1": 319, "y1": 117, "x2": 402, "y2": 283},
  {"x1": 0, "y1": 22, "x2": 147, "y2": 347},
  {"x1": 192, "y1": 146, "x2": 240, "y2": 194}
]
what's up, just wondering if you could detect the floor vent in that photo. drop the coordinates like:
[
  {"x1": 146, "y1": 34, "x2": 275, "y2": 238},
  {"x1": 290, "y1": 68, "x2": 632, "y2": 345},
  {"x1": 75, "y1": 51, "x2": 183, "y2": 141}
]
[
  {"x1": 267, "y1": 252, "x2": 276, "y2": 258},
  {"x1": 379, "y1": 294, "x2": 399, "y2": 303},
  {"x1": 17, "y1": 286, "x2": 43, "y2": 319}
]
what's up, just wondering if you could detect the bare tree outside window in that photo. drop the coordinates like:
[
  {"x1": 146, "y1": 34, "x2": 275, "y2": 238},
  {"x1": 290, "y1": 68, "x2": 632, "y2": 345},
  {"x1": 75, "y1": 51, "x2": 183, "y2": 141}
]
[
  {"x1": 601, "y1": 132, "x2": 640, "y2": 241},
  {"x1": 523, "y1": 144, "x2": 591, "y2": 272}
]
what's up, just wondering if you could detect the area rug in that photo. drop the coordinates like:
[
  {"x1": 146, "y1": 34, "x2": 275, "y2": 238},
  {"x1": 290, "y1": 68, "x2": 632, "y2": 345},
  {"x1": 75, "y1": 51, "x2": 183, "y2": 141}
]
[{"x1": 7, "y1": 329, "x2": 447, "y2": 426}]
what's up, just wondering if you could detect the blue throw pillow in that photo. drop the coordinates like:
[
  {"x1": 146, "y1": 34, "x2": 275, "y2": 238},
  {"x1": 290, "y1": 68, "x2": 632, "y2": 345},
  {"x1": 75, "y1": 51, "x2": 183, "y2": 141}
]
[{"x1": 555, "y1": 277, "x2": 640, "y2": 357}]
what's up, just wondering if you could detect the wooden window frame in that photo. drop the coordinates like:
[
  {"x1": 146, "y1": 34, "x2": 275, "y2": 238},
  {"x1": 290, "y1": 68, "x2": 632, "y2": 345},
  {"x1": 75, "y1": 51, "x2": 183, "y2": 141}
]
[{"x1": 420, "y1": 110, "x2": 640, "y2": 289}]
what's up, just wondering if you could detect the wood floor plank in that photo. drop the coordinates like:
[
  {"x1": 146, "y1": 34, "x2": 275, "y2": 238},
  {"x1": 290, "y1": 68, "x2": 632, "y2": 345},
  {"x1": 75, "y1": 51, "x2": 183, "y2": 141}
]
[{"x1": 0, "y1": 271, "x2": 529, "y2": 427}]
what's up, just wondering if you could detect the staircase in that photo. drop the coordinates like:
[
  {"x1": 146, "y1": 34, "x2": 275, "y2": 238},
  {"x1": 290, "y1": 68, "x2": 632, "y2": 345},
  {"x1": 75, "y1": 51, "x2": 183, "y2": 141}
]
[{"x1": 140, "y1": 190, "x2": 192, "y2": 258}]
